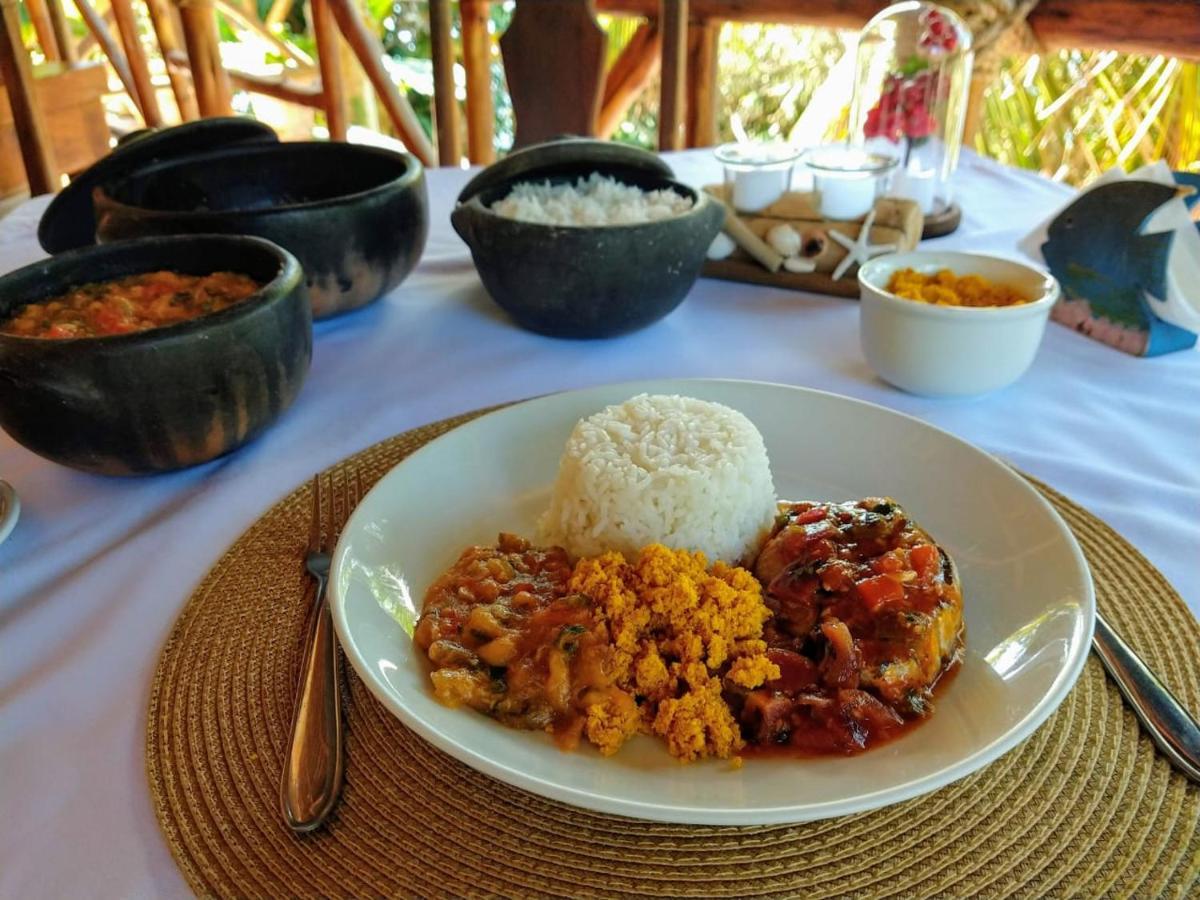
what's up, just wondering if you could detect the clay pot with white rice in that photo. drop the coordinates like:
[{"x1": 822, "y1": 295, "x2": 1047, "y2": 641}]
[{"x1": 451, "y1": 139, "x2": 724, "y2": 339}]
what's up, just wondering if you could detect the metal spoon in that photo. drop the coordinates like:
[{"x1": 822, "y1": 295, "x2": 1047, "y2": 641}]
[{"x1": 1092, "y1": 612, "x2": 1200, "y2": 782}]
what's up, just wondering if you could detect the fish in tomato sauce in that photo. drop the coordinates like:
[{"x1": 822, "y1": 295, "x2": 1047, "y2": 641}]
[{"x1": 735, "y1": 498, "x2": 964, "y2": 755}]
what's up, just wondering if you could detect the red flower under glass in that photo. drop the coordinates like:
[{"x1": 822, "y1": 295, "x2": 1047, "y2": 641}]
[{"x1": 862, "y1": 8, "x2": 956, "y2": 147}]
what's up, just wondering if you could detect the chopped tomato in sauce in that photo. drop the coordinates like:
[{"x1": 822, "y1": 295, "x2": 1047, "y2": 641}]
[
  {"x1": 0, "y1": 270, "x2": 262, "y2": 338},
  {"x1": 741, "y1": 498, "x2": 964, "y2": 756}
]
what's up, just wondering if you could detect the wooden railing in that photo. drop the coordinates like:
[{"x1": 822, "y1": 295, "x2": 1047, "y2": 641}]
[
  {"x1": 446, "y1": 0, "x2": 1200, "y2": 166},
  {"x1": 4, "y1": 0, "x2": 1198, "y2": 197},
  {"x1": 597, "y1": 0, "x2": 1200, "y2": 60}
]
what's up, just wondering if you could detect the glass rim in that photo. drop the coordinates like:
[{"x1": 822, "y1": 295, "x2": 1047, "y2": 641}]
[
  {"x1": 713, "y1": 141, "x2": 805, "y2": 170},
  {"x1": 802, "y1": 144, "x2": 899, "y2": 176}
]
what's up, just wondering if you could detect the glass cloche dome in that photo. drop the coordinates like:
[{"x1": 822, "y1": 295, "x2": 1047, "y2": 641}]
[{"x1": 849, "y1": 2, "x2": 974, "y2": 218}]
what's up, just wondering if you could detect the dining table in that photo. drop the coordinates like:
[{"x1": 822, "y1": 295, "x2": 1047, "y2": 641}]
[{"x1": 1, "y1": 147, "x2": 1197, "y2": 897}]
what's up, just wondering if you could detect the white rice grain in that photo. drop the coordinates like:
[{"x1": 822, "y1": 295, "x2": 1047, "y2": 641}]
[
  {"x1": 490, "y1": 173, "x2": 694, "y2": 227},
  {"x1": 538, "y1": 394, "x2": 777, "y2": 563}
]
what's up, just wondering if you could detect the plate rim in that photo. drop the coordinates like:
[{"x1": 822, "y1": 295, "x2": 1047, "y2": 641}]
[
  {"x1": 0, "y1": 479, "x2": 19, "y2": 546},
  {"x1": 330, "y1": 377, "x2": 1097, "y2": 825}
]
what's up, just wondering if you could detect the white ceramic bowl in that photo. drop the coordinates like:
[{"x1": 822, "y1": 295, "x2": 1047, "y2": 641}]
[{"x1": 858, "y1": 251, "x2": 1059, "y2": 397}]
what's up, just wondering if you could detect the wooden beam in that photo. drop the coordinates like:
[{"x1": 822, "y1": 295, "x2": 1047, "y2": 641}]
[
  {"x1": 658, "y1": 0, "x2": 686, "y2": 151},
  {"x1": 1026, "y1": 0, "x2": 1200, "y2": 58},
  {"x1": 165, "y1": 46, "x2": 323, "y2": 109},
  {"x1": 686, "y1": 19, "x2": 719, "y2": 147},
  {"x1": 428, "y1": 0, "x2": 460, "y2": 165},
  {"x1": 25, "y1": 0, "x2": 62, "y2": 61},
  {"x1": 46, "y1": 0, "x2": 76, "y2": 64},
  {"x1": 597, "y1": 0, "x2": 1200, "y2": 62},
  {"x1": 145, "y1": 0, "x2": 198, "y2": 120},
  {"x1": 312, "y1": 0, "x2": 348, "y2": 139},
  {"x1": 0, "y1": 0, "x2": 58, "y2": 193},
  {"x1": 461, "y1": 0, "x2": 493, "y2": 164},
  {"x1": 73, "y1": 0, "x2": 142, "y2": 111},
  {"x1": 228, "y1": 68, "x2": 324, "y2": 107},
  {"x1": 178, "y1": 0, "x2": 230, "y2": 116},
  {"x1": 597, "y1": 20, "x2": 660, "y2": 139},
  {"x1": 325, "y1": 0, "x2": 436, "y2": 166},
  {"x1": 110, "y1": 0, "x2": 163, "y2": 125}
]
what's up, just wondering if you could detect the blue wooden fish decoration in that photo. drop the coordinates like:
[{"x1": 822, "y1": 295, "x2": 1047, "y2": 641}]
[
  {"x1": 1173, "y1": 171, "x2": 1200, "y2": 213},
  {"x1": 1042, "y1": 180, "x2": 1196, "y2": 356}
]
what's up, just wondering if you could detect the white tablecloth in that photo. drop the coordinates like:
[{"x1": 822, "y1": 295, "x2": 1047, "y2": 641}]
[{"x1": 2, "y1": 150, "x2": 1197, "y2": 897}]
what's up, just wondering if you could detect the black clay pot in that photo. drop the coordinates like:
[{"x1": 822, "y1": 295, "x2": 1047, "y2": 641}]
[
  {"x1": 0, "y1": 235, "x2": 311, "y2": 475},
  {"x1": 37, "y1": 116, "x2": 279, "y2": 255},
  {"x1": 93, "y1": 142, "x2": 428, "y2": 319},
  {"x1": 451, "y1": 140, "x2": 724, "y2": 339}
]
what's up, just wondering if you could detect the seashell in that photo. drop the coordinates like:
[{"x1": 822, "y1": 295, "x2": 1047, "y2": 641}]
[
  {"x1": 783, "y1": 256, "x2": 817, "y2": 273},
  {"x1": 706, "y1": 231, "x2": 737, "y2": 260},
  {"x1": 799, "y1": 227, "x2": 827, "y2": 258},
  {"x1": 766, "y1": 223, "x2": 802, "y2": 258}
]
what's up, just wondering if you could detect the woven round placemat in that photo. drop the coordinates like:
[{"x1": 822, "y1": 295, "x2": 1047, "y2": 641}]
[{"x1": 146, "y1": 408, "x2": 1200, "y2": 898}]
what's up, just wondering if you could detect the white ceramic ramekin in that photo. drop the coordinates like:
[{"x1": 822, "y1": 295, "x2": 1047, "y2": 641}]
[{"x1": 858, "y1": 251, "x2": 1060, "y2": 397}]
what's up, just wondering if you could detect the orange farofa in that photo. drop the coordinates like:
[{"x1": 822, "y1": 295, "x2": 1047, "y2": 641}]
[
  {"x1": 886, "y1": 267, "x2": 1030, "y2": 308},
  {"x1": 570, "y1": 544, "x2": 778, "y2": 762}
]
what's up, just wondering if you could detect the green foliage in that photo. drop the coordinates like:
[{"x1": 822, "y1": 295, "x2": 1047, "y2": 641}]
[{"x1": 977, "y1": 52, "x2": 1200, "y2": 181}]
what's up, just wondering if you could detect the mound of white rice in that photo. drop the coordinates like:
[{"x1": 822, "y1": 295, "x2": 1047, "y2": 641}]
[
  {"x1": 490, "y1": 173, "x2": 694, "y2": 227},
  {"x1": 538, "y1": 394, "x2": 777, "y2": 563}
]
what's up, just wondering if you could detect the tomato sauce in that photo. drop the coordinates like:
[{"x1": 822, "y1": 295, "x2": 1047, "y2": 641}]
[
  {"x1": 740, "y1": 657, "x2": 961, "y2": 759},
  {"x1": 0, "y1": 270, "x2": 262, "y2": 338}
]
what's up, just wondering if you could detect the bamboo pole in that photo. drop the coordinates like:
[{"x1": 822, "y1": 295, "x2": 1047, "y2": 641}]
[
  {"x1": 111, "y1": 0, "x2": 163, "y2": 125},
  {"x1": 597, "y1": 21, "x2": 661, "y2": 138},
  {"x1": 312, "y1": 0, "x2": 347, "y2": 139},
  {"x1": 46, "y1": 0, "x2": 76, "y2": 63},
  {"x1": 324, "y1": 0, "x2": 435, "y2": 165},
  {"x1": 264, "y1": 0, "x2": 292, "y2": 28},
  {"x1": 658, "y1": 0, "x2": 687, "y2": 151},
  {"x1": 686, "y1": 19, "x2": 718, "y2": 147},
  {"x1": 74, "y1": 2, "x2": 113, "y2": 55},
  {"x1": 212, "y1": 0, "x2": 313, "y2": 68},
  {"x1": 73, "y1": 0, "x2": 142, "y2": 111},
  {"x1": 145, "y1": 0, "x2": 198, "y2": 119},
  {"x1": 428, "y1": 0, "x2": 460, "y2": 165},
  {"x1": 460, "y1": 0, "x2": 493, "y2": 164},
  {"x1": 25, "y1": 0, "x2": 62, "y2": 61},
  {"x1": 0, "y1": 0, "x2": 58, "y2": 193},
  {"x1": 178, "y1": 0, "x2": 230, "y2": 116}
]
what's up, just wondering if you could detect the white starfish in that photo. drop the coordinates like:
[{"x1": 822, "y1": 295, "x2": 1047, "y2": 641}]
[{"x1": 828, "y1": 209, "x2": 898, "y2": 280}]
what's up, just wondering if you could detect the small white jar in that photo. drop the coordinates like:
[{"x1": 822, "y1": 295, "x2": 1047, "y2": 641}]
[
  {"x1": 714, "y1": 142, "x2": 803, "y2": 213},
  {"x1": 857, "y1": 251, "x2": 1060, "y2": 397},
  {"x1": 803, "y1": 144, "x2": 897, "y2": 221}
]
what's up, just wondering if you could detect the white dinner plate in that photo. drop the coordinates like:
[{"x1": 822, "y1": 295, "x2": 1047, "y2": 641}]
[
  {"x1": 0, "y1": 480, "x2": 19, "y2": 546},
  {"x1": 330, "y1": 379, "x2": 1095, "y2": 825}
]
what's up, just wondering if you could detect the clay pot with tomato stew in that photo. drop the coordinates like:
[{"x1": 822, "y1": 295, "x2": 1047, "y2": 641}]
[{"x1": 0, "y1": 235, "x2": 311, "y2": 475}]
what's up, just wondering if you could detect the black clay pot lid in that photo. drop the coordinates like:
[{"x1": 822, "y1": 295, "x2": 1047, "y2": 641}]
[
  {"x1": 37, "y1": 117, "x2": 279, "y2": 254},
  {"x1": 456, "y1": 137, "x2": 676, "y2": 205}
]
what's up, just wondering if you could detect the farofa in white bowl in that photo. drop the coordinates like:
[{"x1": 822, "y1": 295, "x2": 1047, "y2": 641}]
[{"x1": 857, "y1": 251, "x2": 1060, "y2": 397}]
